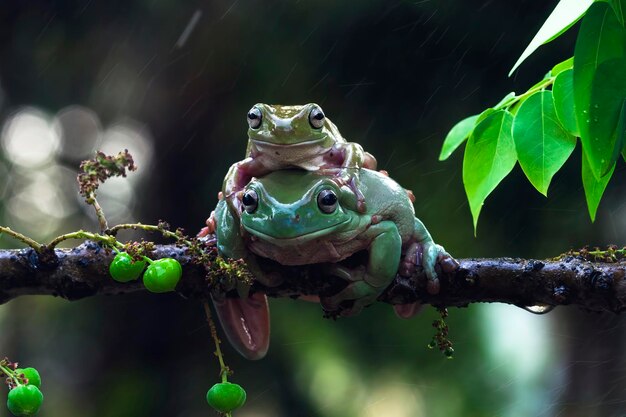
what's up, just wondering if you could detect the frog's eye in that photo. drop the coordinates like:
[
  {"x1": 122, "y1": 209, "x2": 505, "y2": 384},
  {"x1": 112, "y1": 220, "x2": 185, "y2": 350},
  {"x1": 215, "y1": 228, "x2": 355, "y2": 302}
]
[
  {"x1": 247, "y1": 107, "x2": 262, "y2": 129},
  {"x1": 242, "y1": 190, "x2": 258, "y2": 213},
  {"x1": 317, "y1": 189, "x2": 337, "y2": 213},
  {"x1": 309, "y1": 106, "x2": 325, "y2": 129}
]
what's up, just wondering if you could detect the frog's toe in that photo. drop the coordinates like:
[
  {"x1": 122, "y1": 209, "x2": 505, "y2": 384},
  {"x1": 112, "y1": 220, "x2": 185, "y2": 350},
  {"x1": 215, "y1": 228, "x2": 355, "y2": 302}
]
[
  {"x1": 393, "y1": 302, "x2": 424, "y2": 319},
  {"x1": 436, "y1": 244, "x2": 459, "y2": 273}
]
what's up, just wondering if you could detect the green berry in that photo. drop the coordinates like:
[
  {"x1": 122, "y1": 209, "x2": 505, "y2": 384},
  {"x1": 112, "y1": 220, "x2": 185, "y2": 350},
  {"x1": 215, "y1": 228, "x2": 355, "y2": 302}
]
[
  {"x1": 7, "y1": 385, "x2": 43, "y2": 416},
  {"x1": 142, "y1": 258, "x2": 182, "y2": 293},
  {"x1": 15, "y1": 368, "x2": 41, "y2": 388},
  {"x1": 206, "y1": 382, "x2": 246, "y2": 413},
  {"x1": 109, "y1": 252, "x2": 146, "y2": 282}
]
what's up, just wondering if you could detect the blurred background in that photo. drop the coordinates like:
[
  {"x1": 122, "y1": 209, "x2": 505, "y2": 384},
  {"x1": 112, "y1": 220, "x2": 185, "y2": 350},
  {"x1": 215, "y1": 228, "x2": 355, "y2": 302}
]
[{"x1": 0, "y1": 1, "x2": 624, "y2": 416}]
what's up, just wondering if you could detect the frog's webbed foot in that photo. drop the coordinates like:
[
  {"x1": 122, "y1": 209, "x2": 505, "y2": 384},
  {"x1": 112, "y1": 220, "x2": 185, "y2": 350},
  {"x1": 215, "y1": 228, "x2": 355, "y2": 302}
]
[
  {"x1": 321, "y1": 281, "x2": 379, "y2": 317},
  {"x1": 320, "y1": 265, "x2": 381, "y2": 317},
  {"x1": 317, "y1": 168, "x2": 367, "y2": 213},
  {"x1": 400, "y1": 242, "x2": 458, "y2": 295},
  {"x1": 212, "y1": 292, "x2": 270, "y2": 360}
]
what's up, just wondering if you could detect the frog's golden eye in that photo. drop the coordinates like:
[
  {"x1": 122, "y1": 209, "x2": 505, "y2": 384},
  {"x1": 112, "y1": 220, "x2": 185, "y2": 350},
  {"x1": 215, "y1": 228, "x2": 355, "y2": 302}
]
[
  {"x1": 247, "y1": 107, "x2": 262, "y2": 129},
  {"x1": 309, "y1": 106, "x2": 325, "y2": 129},
  {"x1": 317, "y1": 189, "x2": 337, "y2": 213},
  {"x1": 242, "y1": 189, "x2": 258, "y2": 213}
]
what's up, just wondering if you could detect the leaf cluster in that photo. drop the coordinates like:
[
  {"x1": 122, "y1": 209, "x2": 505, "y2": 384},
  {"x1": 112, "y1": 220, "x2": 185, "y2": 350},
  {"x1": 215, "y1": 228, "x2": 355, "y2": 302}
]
[{"x1": 440, "y1": 0, "x2": 626, "y2": 231}]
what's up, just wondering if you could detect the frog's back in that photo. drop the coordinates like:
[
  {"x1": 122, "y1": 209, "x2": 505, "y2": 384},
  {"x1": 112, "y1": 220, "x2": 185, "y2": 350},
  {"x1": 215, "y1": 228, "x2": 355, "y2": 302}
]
[{"x1": 359, "y1": 169, "x2": 417, "y2": 241}]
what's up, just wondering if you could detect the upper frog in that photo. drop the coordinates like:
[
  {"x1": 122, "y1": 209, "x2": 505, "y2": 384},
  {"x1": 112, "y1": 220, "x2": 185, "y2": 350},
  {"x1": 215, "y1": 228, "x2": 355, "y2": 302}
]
[
  {"x1": 223, "y1": 103, "x2": 377, "y2": 214},
  {"x1": 245, "y1": 103, "x2": 345, "y2": 168},
  {"x1": 213, "y1": 168, "x2": 449, "y2": 360}
]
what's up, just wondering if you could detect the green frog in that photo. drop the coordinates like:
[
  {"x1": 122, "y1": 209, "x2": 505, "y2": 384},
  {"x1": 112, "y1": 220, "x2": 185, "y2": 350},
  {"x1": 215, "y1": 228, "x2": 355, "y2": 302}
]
[
  {"x1": 223, "y1": 103, "x2": 377, "y2": 214},
  {"x1": 212, "y1": 168, "x2": 448, "y2": 360}
]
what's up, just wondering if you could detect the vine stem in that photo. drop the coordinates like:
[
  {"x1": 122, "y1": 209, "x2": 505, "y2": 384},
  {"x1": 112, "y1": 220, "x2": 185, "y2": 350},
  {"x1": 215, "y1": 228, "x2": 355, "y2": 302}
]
[
  {"x1": 46, "y1": 230, "x2": 121, "y2": 250},
  {"x1": 203, "y1": 301, "x2": 230, "y2": 383},
  {"x1": 87, "y1": 192, "x2": 108, "y2": 232},
  {"x1": 0, "y1": 226, "x2": 44, "y2": 253},
  {"x1": 494, "y1": 76, "x2": 555, "y2": 111},
  {"x1": 0, "y1": 364, "x2": 20, "y2": 387},
  {"x1": 107, "y1": 223, "x2": 194, "y2": 246}
]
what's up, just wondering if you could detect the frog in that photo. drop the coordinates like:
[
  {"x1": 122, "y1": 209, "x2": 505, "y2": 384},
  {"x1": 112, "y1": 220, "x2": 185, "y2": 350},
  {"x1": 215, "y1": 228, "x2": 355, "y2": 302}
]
[
  {"x1": 212, "y1": 167, "x2": 448, "y2": 360},
  {"x1": 223, "y1": 103, "x2": 377, "y2": 215}
]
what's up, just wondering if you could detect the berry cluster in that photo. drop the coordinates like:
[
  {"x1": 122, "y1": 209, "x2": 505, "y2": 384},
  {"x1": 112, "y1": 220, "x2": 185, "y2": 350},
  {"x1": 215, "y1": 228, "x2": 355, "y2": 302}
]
[
  {"x1": 1, "y1": 359, "x2": 43, "y2": 416},
  {"x1": 109, "y1": 251, "x2": 182, "y2": 293}
]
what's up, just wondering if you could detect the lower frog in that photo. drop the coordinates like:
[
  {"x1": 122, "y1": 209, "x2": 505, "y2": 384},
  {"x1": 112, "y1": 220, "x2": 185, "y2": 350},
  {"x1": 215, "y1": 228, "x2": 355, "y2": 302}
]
[{"x1": 212, "y1": 168, "x2": 451, "y2": 359}]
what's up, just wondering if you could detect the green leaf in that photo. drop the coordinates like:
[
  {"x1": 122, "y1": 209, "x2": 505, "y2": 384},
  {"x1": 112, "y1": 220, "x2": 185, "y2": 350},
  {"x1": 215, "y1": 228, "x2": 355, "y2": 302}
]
[
  {"x1": 574, "y1": 1, "x2": 626, "y2": 177},
  {"x1": 476, "y1": 108, "x2": 495, "y2": 124},
  {"x1": 463, "y1": 110, "x2": 517, "y2": 233},
  {"x1": 553, "y1": 69, "x2": 579, "y2": 136},
  {"x1": 608, "y1": 0, "x2": 626, "y2": 25},
  {"x1": 512, "y1": 91, "x2": 576, "y2": 196},
  {"x1": 439, "y1": 115, "x2": 479, "y2": 161},
  {"x1": 510, "y1": 0, "x2": 593, "y2": 75},
  {"x1": 551, "y1": 57, "x2": 574, "y2": 76},
  {"x1": 588, "y1": 59, "x2": 626, "y2": 175},
  {"x1": 582, "y1": 150, "x2": 615, "y2": 221}
]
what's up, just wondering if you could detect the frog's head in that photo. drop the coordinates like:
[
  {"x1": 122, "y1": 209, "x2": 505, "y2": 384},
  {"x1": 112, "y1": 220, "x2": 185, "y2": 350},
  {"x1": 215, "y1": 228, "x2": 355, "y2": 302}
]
[
  {"x1": 246, "y1": 103, "x2": 341, "y2": 148},
  {"x1": 240, "y1": 170, "x2": 357, "y2": 245}
]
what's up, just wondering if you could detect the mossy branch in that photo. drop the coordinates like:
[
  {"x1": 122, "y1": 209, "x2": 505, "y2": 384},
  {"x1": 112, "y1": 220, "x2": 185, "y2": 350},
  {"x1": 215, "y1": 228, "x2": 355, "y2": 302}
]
[{"x1": 0, "y1": 242, "x2": 623, "y2": 314}]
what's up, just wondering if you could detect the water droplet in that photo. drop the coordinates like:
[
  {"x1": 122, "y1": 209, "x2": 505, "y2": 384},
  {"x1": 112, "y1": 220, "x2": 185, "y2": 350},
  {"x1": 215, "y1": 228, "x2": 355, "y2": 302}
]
[
  {"x1": 586, "y1": 119, "x2": 590, "y2": 123},
  {"x1": 593, "y1": 104, "x2": 599, "y2": 109},
  {"x1": 583, "y1": 110, "x2": 588, "y2": 114},
  {"x1": 593, "y1": 117, "x2": 598, "y2": 122},
  {"x1": 521, "y1": 304, "x2": 555, "y2": 314}
]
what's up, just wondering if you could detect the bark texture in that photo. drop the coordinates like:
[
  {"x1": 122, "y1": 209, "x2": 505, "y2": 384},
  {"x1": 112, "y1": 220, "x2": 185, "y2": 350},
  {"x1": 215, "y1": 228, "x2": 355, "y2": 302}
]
[{"x1": 0, "y1": 242, "x2": 624, "y2": 313}]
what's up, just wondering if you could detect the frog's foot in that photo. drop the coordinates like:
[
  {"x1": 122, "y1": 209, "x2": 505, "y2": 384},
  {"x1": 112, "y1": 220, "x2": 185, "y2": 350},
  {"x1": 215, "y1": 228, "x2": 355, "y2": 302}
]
[
  {"x1": 320, "y1": 280, "x2": 380, "y2": 317},
  {"x1": 348, "y1": 176, "x2": 367, "y2": 213},
  {"x1": 364, "y1": 152, "x2": 378, "y2": 170},
  {"x1": 317, "y1": 169, "x2": 367, "y2": 212},
  {"x1": 393, "y1": 302, "x2": 424, "y2": 319},
  {"x1": 320, "y1": 264, "x2": 381, "y2": 316},
  {"x1": 197, "y1": 211, "x2": 218, "y2": 237},
  {"x1": 212, "y1": 292, "x2": 270, "y2": 360},
  {"x1": 401, "y1": 243, "x2": 458, "y2": 295}
]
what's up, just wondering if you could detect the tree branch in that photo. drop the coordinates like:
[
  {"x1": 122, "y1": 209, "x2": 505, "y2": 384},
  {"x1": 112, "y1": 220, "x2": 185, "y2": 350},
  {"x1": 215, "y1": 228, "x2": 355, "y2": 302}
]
[{"x1": 0, "y1": 242, "x2": 624, "y2": 313}]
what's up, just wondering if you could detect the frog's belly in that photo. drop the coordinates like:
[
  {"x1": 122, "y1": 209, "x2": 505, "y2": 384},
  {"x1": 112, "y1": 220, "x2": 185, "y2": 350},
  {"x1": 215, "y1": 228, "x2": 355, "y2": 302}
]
[{"x1": 248, "y1": 238, "x2": 369, "y2": 266}]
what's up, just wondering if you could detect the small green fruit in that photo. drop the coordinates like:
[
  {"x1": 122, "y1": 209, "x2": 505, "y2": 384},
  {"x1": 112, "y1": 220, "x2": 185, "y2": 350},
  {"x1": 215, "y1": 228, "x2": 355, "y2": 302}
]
[
  {"x1": 142, "y1": 258, "x2": 182, "y2": 293},
  {"x1": 109, "y1": 252, "x2": 146, "y2": 282},
  {"x1": 15, "y1": 368, "x2": 41, "y2": 388},
  {"x1": 206, "y1": 382, "x2": 246, "y2": 413},
  {"x1": 7, "y1": 385, "x2": 43, "y2": 416}
]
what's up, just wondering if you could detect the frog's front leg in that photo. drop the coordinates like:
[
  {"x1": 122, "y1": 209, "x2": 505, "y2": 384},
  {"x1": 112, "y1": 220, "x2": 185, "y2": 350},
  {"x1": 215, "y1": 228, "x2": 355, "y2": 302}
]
[
  {"x1": 223, "y1": 157, "x2": 271, "y2": 214},
  {"x1": 321, "y1": 221, "x2": 402, "y2": 316},
  {"x1": 321, "y1": 143, "x2": 377, "y2": 213},
  {"x1": 412, "y1": 218, "x2": 442, "y2": 295}
]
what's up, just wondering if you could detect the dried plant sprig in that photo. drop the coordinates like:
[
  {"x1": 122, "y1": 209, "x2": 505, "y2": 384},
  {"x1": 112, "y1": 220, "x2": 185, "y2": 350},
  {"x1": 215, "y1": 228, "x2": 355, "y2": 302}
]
[{"x1": 77, "y1": 150, "x2": 137, "y2": 231}]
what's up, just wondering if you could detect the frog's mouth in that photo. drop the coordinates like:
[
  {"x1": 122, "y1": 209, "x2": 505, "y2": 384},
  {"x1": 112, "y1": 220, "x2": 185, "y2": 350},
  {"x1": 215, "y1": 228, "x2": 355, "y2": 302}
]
[
  {"x1": 244, "y1": 219, "x2": 350, "y2": 246},
  {"x1": 251, "y1": 138, "x2": 331, "y2": 163}
]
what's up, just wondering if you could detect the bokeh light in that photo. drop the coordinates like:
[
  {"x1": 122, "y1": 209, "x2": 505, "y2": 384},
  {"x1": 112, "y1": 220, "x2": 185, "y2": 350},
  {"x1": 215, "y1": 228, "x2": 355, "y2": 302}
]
[
  {"x1": 1, "y1": 108, "x2": 60, "y2": 168},
  {"x1": 53, "y1": 106, "x2": 102, "y2": 159}
]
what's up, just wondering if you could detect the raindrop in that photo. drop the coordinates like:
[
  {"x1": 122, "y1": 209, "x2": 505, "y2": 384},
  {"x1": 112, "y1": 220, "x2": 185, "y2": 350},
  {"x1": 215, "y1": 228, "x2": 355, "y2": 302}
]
[
  {"x1": 582, "y1": 110, "x2": 588, "y2": 114},
  {"x1": 593, "y1": 104, "x2": 599, "y2": 109},
  {"x1": 520, "y1": 304, "x2": 555, "y2": 315}
]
